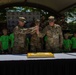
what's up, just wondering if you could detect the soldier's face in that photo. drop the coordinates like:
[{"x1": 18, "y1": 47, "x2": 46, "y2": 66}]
[
  {"x1": 42, "y1": 16, "x2": 45, "y2": 20},
  {"x1": 49, "y1": 21, "x2": 54, "y2": 26},
  {"x1": 3, "y1": 30, "x2": 7, "y2": 35},
  {"x1": 74, "y1": 33, "x2": 76, "y2": 37},
  {"x1": 19, "y1": 21, "x2": 25, "y2": 27},
  {"x1": 35, "y1": 22, "x2": 40, "y2": 26},
  {"x1": 65, "y1": 36, "x2": 68, "y2": 39}
]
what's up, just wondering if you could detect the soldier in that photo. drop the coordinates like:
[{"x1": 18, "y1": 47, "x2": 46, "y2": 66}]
[
  {"x1": 40, "y1": 16, "x2": 48, "y2": 50},
  {"x1": 13, "y1": 17, "x2": 36, "y2": 54},
  {"x1": 36, "y1": 16, "x2": 63, "y2": 53},
  {"x1": 30, "y1": 19, "x2": 42, "y2": 52},
  {"x1": 40, "y1": 16, "x2": 48, "y2": 31},
  {"x1": 57, "y1": 16, "x2": 68, "y2": 30}
]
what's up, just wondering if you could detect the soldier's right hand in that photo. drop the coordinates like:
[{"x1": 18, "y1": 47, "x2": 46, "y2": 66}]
[
  {"x1": 35, "y1": 25, "x2": 39, "y2": 29},
  {"x1": 35, "y1": 26, "x2": 39, "y2": 32}
]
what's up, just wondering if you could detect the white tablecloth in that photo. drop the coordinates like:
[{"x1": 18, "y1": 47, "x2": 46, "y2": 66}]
[{"x1": 0, "y1": 53, "x2": 76, "y2": 61}]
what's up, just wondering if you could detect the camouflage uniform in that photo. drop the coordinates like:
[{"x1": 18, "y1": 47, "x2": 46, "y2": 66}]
[
  {"x1": 38, "y1": 24, "x2": 63, "y2": 53},
  {"x1": 40, "y1": 20, "x2": 48, "y2": 50},
  {"x1": 30, "y1": 20, "x2": 42, "y2": 52},
  {"x1": 12, "y1": 26, "x2": 36, "y2": 54},
  {"x1": 40, "y1": 20, "x2": 48, "y2": 31},
  {"x1": 30, "y1": 33, "x2": 42, "y2": 52}
]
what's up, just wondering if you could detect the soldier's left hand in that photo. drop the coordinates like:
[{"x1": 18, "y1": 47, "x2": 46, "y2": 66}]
[
  {"x1": 59, "y1": 44, "x2": 62, "y2": 48},
  {"x1": 35, "y1": 25, "x2": 39, "y2": 30},
  {"x1": 35, "y1": 25, "x2": 39, "y2": 33}
]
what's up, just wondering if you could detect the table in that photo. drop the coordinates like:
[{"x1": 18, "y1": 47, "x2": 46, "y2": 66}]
[{"x1": 0, "y1": 53, "x2": 76, "y2": 75}]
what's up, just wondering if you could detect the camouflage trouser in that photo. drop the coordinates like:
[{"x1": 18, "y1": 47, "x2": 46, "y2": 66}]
[
  {"x1": 30, "y1": 35, "x2": 42, "y2": 52},
  {"x1": 45, "y1": 43, "x2": 61, "y2": 53},
  {"x1": 63, "y1": 48, "x2": 71, "y2": 52},
  {"x1": 30, "y1": 42, "x2": 42, "y2": 52},
  {"x1": 12, "y1": 46, "x2": 28, "y2": 54}
]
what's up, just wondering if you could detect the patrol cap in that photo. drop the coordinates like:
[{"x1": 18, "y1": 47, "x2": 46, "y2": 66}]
[
  {"x1": 35, "y1": 19, "x2": 40, "y2": 22},
  {"x1": 64, "y1": 33, "x2": 69, "y2": 37},
  {"x1": 34, "y1": 19, "x2": 40, "y2": 26},
  {"x1": 19, "y1": 17, "x2": 26, "y2": 23},
  {"x1": 48, "y1": 16, "x2": 55, "y2": 22},
  {"x1": 35, "y1": 19, "x2": 40, "y2": 23}
]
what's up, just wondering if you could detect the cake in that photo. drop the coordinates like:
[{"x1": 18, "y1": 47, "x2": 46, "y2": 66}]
[{"x1": 27, "y1": 52, "x2": 54, "y2": 58}]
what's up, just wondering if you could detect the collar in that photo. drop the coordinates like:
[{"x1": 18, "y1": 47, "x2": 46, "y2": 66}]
[
  {"x1": 49, "y1": 24, "x2": 57, "y2": 28},
  {"x1": 18, "y1": 25, "x2": 24, "y2": 29}
]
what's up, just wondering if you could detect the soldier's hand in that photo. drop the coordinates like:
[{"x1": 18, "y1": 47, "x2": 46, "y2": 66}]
[
  {"x1": 35, "y1": 25, "x2": 39, "y2": 30},
  {"x1": 2, "y1": 51, "x2": 4, "y2": 54},
  {"x1": 35, "y1": 23, "x2": 40, "y2": 26},
  {"x1": 35, "y1": 25, "x2": 39, "y2": 34},
  {"x1": 59, "y1": 44, "x2": 62, "y2": 48},
  {"x1": 17, "y1": 46, "x2": 20, "y2": 50}
]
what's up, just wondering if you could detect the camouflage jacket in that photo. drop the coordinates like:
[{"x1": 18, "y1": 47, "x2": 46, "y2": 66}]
[
  {"x1": 13, "y1": 26, "x2": 36, "y2": 48},
  {"x1": 38, "y1": 24, "x2": 63, "y2": 47}
]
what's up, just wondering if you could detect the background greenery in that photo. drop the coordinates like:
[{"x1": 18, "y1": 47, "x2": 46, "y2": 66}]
[{"x1": 0, "y1": 6, "x2": 76, "y2": 33}]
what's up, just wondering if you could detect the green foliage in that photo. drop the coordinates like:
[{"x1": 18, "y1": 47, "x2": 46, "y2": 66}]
[
  {"x1": 64, "y1": 7, "x2": 76, "y2": 33},
  {"x1": 68, "y1": 22, "x2": 76, "y2": 33},
  {"x1": 65, "y1": 7, "x2": 76, "y2": 22},
  {"x1": 65, "y1": 7, "x2": 76, "y2": 17},
  {"x1": 0, "y1": 6, "x2": 51, "y2": 22}
]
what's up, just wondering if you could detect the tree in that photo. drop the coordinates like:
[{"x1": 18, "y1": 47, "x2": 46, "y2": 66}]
[{"x1": 64, "y1": 7, "x2": 76, "y2": 33}]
